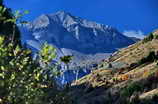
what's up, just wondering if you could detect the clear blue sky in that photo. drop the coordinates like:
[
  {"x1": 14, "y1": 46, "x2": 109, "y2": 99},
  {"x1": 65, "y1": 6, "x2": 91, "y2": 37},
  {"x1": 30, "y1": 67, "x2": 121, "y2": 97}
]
[{"x1": 5, "y1": 0, "x2": 158, "y2": 34}]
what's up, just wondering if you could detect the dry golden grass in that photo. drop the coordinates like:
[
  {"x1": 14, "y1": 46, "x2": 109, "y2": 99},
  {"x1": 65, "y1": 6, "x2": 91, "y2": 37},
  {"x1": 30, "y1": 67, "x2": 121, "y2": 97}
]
[
  {"x1": 139, "y1": 88, "x2": 158, "y2": 99},
  {"x1": 110, "y1": 40, "x2": 158, "y2": 64},
  {"x1": 73, "y1": 62, "x2": 158, "y2": 88},
  {"x1": 73, "y1": 34, "x2": 158, "y2": 87},
  {"x1": 72, "y1": 69, "x2": 113, "y2": 87},
  {"x1": 117, "y1": 64, "x2": 158, "y2": 85},
  {"x1": 71, "y1": 32, "x2": 158, "y2": 104}
]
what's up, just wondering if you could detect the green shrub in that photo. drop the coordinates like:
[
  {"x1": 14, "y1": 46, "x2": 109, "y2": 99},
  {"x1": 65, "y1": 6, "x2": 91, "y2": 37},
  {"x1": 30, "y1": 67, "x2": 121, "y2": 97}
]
[
  {"x1": 142, "y1": 33, "x2": 154, "y2": 43},
  {"x1": 121, "y1": 82, "x2": 143, "y2": 97},
  {"x1": 0, "y1": 1, "x2": 72, "y2": 104},
  {"x1": 138, "y1": 51, "x2": 158, "y2": 65},
  {"x1": 0, "y1": 2, "x2": 20, "y2": 45},
  {"x1": 0, "y1": 37, "x2": 72, "y2": 104},
  {"x1": 154, "y1": 34, "x2": 158, "y2": 39}
]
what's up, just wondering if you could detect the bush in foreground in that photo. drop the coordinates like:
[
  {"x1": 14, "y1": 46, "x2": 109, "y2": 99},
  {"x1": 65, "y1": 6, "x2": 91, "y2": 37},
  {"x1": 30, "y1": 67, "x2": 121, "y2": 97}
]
[{"x1": 0, "y1": 37, "x2": 72, "y2": 104}]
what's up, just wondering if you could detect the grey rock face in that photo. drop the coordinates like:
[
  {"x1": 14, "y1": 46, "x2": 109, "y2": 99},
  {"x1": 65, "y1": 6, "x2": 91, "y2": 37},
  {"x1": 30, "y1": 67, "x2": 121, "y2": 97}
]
[{"x1": 20, "y1": 11, "x2": 136, "y2": 84}]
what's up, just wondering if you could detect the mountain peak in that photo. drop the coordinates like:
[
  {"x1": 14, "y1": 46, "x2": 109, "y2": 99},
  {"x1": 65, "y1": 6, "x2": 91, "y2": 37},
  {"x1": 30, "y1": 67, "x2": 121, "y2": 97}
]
[
  {"x1": 33, "y1": 11, "x2": 76, "y2": 29},
  {"x1": 32, "y1": 11, "x2": 115, "y2": 32},
  {"x1": 55, "y1": 11, "x2": 72, "y2": 16},
  {"x1": 47, "y1": 11, "x2": 77, "y2": 27},
  {"x1": 48, "y1": 11, "x2": 113, "y2": 31},
  {"x1": 21, "y1": 11, "x2": 137, "y2": 84},
  {"x1": 33, "y1": 14, "x2": 50, "y2": 29},
  {"x1": 23, "y1": 11, "x2": 136, "y2": 54}
]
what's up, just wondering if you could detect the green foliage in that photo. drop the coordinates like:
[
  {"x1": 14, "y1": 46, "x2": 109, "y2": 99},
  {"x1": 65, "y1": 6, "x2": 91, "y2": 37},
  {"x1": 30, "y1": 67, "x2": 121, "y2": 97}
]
[
  {"x1": 0, "y1": 36, "x2": 72, "y2": 104},
  {"x1": 0, "y1": 36, "x2": 39, "y2": 103},
  {"x1": 39, "y1": 43, "x2": 60, "y2": 76},
  {"x1": 0, "y1": 2, "x2": 72, "y2": 104},
  {"x1": 138, "y1": 51, "x2": 158, "y2": 65},
  {"x1": 0, "y1": 3, "x2": 20, "y2": 45},
  {"x1": 40, "y1": 43, "x2": 56, "y2": 64},
  {"x1": 108, "y1": 63, "x2": 112, "y2": 68},
  {"x1": 60, "y1": 55, "x2": 73, "y2": 65},
  {"x1": 0, "y1": 0, "x2": 3, "y2": 5},
  {"x1": 121, "y1": 82, "x2": 143, "y2": 97},
  {"x1": 7, "y1": 10, "x2": 29, "y2": 24},
  {"x1": 154, "y1": 33, "x2": 158, "y2": 39},
  {"x1": 142, "y1": 33, "x2": 154, "y2": 43},
  {"x1": 0, "y1": 6, "x2": 6, "y2": 17},
  {"x1": 0, "y1": 1, "x2": 29, "y2": 45},
  {"x1": 0, "y1": 2, "x2": 72, "y2": 103}
]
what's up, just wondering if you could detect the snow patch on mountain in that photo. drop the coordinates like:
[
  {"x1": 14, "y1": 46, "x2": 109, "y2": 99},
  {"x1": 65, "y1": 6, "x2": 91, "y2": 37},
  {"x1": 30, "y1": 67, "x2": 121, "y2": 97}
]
[{"x1": 123, "y1": 30, "x2": 145, "y2": 39}]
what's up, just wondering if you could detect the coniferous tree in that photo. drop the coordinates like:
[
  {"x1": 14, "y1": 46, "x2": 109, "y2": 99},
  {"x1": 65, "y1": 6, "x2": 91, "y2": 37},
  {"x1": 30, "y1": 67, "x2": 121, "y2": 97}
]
[{"x1": 0, "y1": 0, "x2": 20, "y2": 45}]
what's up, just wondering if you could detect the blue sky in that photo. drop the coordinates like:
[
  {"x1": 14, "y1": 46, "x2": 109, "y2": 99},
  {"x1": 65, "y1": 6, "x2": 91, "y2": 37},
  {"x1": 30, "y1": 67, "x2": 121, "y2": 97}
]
[{"x1": 5, "y1": 0, "x2": 158, "y2": 34}]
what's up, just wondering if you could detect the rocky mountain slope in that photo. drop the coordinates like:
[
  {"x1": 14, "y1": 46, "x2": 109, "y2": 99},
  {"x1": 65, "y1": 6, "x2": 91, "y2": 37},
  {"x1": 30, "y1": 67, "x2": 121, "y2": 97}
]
[
  {"x1": 71, "y1": 30, "x2": 158, "y2": 104},
  {"x1": 20, "y1": 11, "x2": 136, "y2": 84}
]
